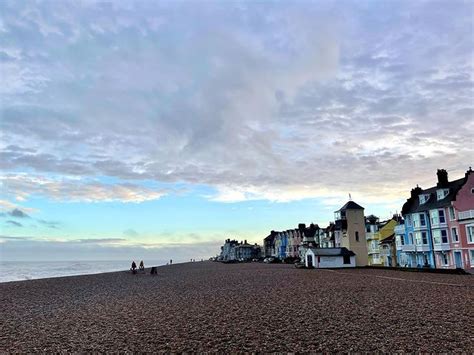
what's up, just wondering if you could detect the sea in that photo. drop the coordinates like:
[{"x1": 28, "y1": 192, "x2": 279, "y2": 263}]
[{"x1": 0, "y1": 260, "x2": 169, "y2": 283}]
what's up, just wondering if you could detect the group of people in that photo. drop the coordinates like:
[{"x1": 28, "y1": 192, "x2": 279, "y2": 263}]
[{"x1": 130, "y1": 260, "x2": 145, "y2": 274}]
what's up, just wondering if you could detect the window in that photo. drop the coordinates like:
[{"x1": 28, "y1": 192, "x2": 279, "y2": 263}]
[
  {"x1": 415, "y1": 232, "x2": 422, "y2": 246},
  {"x1": 406, "y1": 215, "x2": 411, "y2": 226},
  {"x1": 366, "y1": 226, "x2": 371, "y2": 233},
  {"x1": 419, "y1": 194, "x2": 429, "y2": 204},
  {"x1": 413, "y1": 214, "x2": 419, "y2": 228},
  {"x1": 437, "y1": 189, "x2": 449, "y2": 201},
  {"x1": 430, "y1": 210, "x2": 439, "y2": 225},
  {"x1": 355, "y1": 231, "x2": 359, "y2": 242},
  {"x1": 449, "y1": 206, "x2": 456, "y2": 221},
  {"x1": 419, "y1": 213, "x2": 426, "y2": 227},
  {"x1": 408, "y1": 233, "x2": 414, "y2": 245},
  {"x1": 439, "y1": 209, "x2": 446, "y2": 224},
  {"x1": 343, "y1": 255, "x2": 351, "y2": 264},
  {"x1": 395, "y1": 235, "x2": 401, "y2": 247},
  {"x1": 441, "y1": 230, "x2": 448, "y2": 244},
  {"x1": 467, "y1": 225, "x2": 474, "y2": 243},
  {"x1": 451, "y1": 228, "x2": 459, "y2": 242},
  {"x1": 422, "y1": 232, "x2": 428, "y2": 245},
  {"x1": 440, "y1": 253, "x2": 449, "y2": 266},
  {"x1": 400, "y1": 235, "x2": 405, "y2": 245},
  {"x1": 433, "y1": 230, "x2": 441, "y2": 244},
  {"x1": 471, "y1": 250, "x2": 474, "y2": 266}
]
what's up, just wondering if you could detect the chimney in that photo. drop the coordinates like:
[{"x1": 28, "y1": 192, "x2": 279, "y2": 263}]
[
  {"x1": 298, "y1": 223, "x2": 306, "y2": 230},
  {"x1": 437, "y1": 169, "x2": 449, "y2": 187},
  {"x1": 466, "y1": 167, "x2": 473, "y2": 179},
  {"x1": 410, "y1": 185, "x2": 422, "y2": 198}
]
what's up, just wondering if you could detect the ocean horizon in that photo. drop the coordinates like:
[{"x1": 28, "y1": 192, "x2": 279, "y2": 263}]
[{"x1": 0, "y1": 260, "x2": 171, "y2": 283}]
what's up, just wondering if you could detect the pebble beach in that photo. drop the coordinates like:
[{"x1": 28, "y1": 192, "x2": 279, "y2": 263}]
[{"x1": 1, "y1": 262, "x2": 473, "y2": 352}]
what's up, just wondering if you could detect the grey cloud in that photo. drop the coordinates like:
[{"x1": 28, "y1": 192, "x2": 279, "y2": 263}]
[
  {"x1": 37, "y1": 219, "x2": 61, "y2": 229},
  {"x1": 75, "y1": 238, "x2": 126, "y2": 244},
  {"x1": 6, "y1": 220, "x2": 23, "y2": 227},
  {"x1": 8, "y1": 208, "x2": 30, "y2": 218},
  {"x1": 0, "y1": 235, "x2": 221, "y2": 262},
  {"x1": 0, "y1": 1, "x2": 472, "y2": 203}
]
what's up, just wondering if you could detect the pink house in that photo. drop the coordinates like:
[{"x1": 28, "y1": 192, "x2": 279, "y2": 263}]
[{"x1": 451, "y1": 167, "x2": 474, "y2": 270}]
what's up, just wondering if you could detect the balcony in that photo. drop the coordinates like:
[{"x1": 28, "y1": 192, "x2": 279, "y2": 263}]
[
  {"x1": 433, "y1": 243, "x2": 451, "y2": 251},
  {"x1": 394, "y1": 225, "x2": 405, "y2": 235},
  {"x1": 458, "y1": 210, "x2": 474, "y2": 220},
  {"x1": 415, "y1": 245, "x2": 431, "y2": 252},
  {"x1": 401, "y1": 244, "x2": 415, "y2": 252}
]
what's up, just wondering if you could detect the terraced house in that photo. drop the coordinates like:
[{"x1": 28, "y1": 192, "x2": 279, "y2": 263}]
[
  {"x1": 396, "y1": 168, "x2": 474, "y2": 270},
  {"x1": 365, "y1": 215, "x2": 399, "y2": 266}
]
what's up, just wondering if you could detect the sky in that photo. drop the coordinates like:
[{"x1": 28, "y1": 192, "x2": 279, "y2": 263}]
[{"x1": 1, "y1": 0, "x2": 473, "y2": 262}]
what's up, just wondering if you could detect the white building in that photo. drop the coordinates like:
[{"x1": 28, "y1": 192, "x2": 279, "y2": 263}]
[{"x1": 303, "y1": 247, "x2": 356, "y2": 268}]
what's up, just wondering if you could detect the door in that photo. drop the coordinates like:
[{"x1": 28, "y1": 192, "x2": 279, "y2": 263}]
[
  {"x1": 454, "y1": 251, "x2": 462, "y2": 268},
  {"x1": 307, "y1": 254, "x2": 313, "y2": 268}
]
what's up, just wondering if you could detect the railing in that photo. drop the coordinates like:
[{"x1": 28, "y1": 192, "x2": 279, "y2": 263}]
[
  {"x1": 433, "y1": 243, "x2": 451, "y2": 251},
  {"x1": 401, "y1": 244, "x2": 415, "y2": 252},
  {"x1": 458, "y1": 210, "x2": 474, "y2": 220},
  {"x1": 415, "y1": 245, "x2": 431, "y2": 252}
]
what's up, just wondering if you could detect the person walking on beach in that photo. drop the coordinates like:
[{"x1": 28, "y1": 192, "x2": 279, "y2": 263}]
[
  {"x1": 139, "y1": 260, "x2": 145, "y2": 271},
  {"x1": 131, "y1": 261, "x2": 137, "y2": 274}
]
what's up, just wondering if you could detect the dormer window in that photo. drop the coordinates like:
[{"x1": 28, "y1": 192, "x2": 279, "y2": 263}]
[
  {"x1": 437, "y1": 189, "x2": 449, "y2": 201},
  {"x1": 419, "y1": 194, "x2": 429, "y2": 204}
]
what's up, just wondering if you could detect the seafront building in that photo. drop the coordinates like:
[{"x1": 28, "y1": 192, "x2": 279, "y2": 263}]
[
  {"x1": 365, "y1": 215, "x2": 382, "y2": 265},
  {"x1": 220, "y1": 239, "x2": 240, "y2": 261},
  {"x1": 219, "y1": 239, "x2": 261, "y2": 261},
  {"x1": 257, "y1": 169, "x2": 473, "y2": 270},
  {"x1": 396, "y1": 168, "x2": 474, "y2": 270},
  {"x1": 365, "y1": 215, "x2": 399, "y2": 266},
  {"x1": 334, "y1": 201, "x2": 369, "y2": 266}
]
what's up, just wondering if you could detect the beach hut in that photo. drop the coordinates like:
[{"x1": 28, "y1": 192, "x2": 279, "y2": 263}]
[{"x1": 303, "y1": 247, "x2": 356, "y2": 268}]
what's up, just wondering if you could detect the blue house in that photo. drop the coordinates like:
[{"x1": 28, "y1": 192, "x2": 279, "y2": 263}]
[{"x1": 397, "y1": 169, "x2": 465, "y2": 268}]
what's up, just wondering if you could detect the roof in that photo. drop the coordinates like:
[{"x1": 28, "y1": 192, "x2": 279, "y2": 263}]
[
  {"x1": 336, "y1": 201, "x2": 364, "y2": 212},
  {"x1": 379, "y1": 234, "x2": 395, "y2": 244},
  {"x1": 401, "y1": 177, "x2": 465, "y2": 215},
  {"x1": 306, "y1": 247, "x2": 356, "y2": 257}
]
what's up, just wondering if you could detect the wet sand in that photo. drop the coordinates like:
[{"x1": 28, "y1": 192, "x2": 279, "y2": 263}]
[{"x1": 1, "y1": 262, "x2": 473, "y2": 352}]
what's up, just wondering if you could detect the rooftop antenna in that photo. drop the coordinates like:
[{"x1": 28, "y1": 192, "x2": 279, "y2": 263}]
[{"x1": 349, "y1": 193, "x2": 352, "y2": 201}]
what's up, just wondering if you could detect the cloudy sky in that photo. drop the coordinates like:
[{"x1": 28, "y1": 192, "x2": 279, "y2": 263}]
[{"x1": 1, "y1": 0, "x2": 473, "y2": 261}]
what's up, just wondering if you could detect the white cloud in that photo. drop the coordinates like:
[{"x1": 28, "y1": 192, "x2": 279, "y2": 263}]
[{"x1": 1, "y1": 174, "x2": 166, "y2": 203}]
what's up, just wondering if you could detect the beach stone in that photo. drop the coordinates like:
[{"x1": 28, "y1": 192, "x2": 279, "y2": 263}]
[{"x1": 0, "y1": 262, "x2": 473, "y2": 352}]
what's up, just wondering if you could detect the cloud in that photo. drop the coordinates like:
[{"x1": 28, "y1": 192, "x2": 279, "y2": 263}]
[
  {"x1": 37, "y1": 219, "x2": 60, "y2": 229},
  {"x1": 0, "y1": 200, "x2": 37, "y2": 214},
  {"x1": 1, "y1": 174, "x2": 167, "y2": 203},
  {"x1": 123, "y1": 229, "x2": 139, "y2": 237},
  {"x1": 7, "y1": 208, "x2": 30, "y2": 218},
  {"x1": 75, "y1": 238, "x2": 126, "y2": 244},
  {"x1": 0, "y1": 235, "x2": 221, "y2": 261},
  {"x1": 0, "y1": 0, "x2": 472, "y2": 206},
  {"x1": 6, "y1": 220, "x2": 23, "y2": 227}
]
